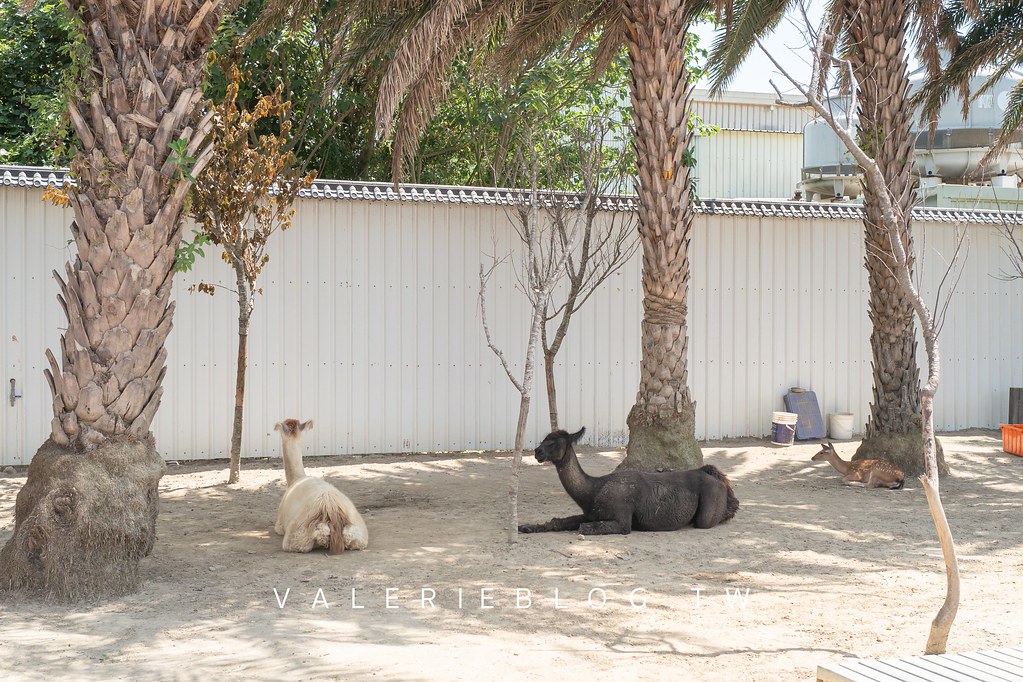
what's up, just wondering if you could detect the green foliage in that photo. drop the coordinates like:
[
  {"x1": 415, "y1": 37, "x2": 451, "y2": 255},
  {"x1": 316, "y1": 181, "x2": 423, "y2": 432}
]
[
  {"x1": 174, "y1": 230, "x2": 211, "y2": 273},
  {"x1": 923, "y1": 0, "x2": 1023, "y2": 149},
  {"x1": 168, "y1": 138, "x2": 197, "y2": 184},
  {"x1": 203, "y1": 0, "x2": 383, "y2": 181},
  {"x1": 3, "y1": 0, "x2": 717, "y2": 194},
  {"x1": 409, "y1": 36, "x2": 634, "y2": 190},
  {"x1": 0, "y1": 0, "x2": 88, "y2": 166}
]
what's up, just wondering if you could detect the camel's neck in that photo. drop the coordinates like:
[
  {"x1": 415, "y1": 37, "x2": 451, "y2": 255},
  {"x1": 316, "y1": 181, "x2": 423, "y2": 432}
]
[
  {"x1": 281, "y1": 438, "x2": 307, "y2": 487},
  {"x1": 554, "y1": 446, "x2": 598, "y2": 510}
]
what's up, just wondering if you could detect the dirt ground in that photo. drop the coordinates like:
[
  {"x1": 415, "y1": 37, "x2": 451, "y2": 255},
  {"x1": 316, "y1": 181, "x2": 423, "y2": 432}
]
[{"x1": 1, "y1": 431, "x2": 1021, "y2": 681}]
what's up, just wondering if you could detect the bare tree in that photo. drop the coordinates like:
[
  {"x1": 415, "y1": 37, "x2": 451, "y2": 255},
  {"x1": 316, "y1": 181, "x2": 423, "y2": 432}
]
[
  {"x1": 479, "y1": 138, "x2": 591, "y2": 544},
  {"x1": 758, "y1": 14, "x2": 965, "y2": 654},
  {"x1": 996, "y1": 219, "x2": 1023, "y2": 281},
  {"x1": 525, "y1": 120, "x2": 638, "y2": 430}
]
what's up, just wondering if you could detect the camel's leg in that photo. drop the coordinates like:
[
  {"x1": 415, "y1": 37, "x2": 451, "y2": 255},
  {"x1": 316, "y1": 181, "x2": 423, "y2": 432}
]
[
  {"x1": 518, "y1": 515, "x2": 587, "y2": 533},
  {"x1": 578, "y1": 520, "x2": 631, "y2": 535}
]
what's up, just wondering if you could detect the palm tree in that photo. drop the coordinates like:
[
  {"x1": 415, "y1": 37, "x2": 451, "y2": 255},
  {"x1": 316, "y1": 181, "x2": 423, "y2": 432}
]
[
  {"x1": 921, "y1": 0, "x2": 1023, "y2": 161},
  {"x1": 370, "y1": 0, "x2": 716, "y2": 471},
  {"x1": 0, "y1": 0, "x2": 234, "y2": 600},
  {"x1": 709, "y1": 0, "x2": 948, "y2": 476}
]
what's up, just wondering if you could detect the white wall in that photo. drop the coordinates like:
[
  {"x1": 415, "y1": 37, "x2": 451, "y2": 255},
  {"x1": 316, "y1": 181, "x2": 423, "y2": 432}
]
[
  {"x1": 693, "y1": 131, "x2": 804, "y2": 200},
  {"x1": 689, "y1": 90, "x2": 813, "y2": 201},
  {"x1": 2, "y1": 176, "x2": 1022, "y2": 465}
]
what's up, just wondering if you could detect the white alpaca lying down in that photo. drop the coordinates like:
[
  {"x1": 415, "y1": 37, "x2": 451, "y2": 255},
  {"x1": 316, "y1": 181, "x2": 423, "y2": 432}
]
[{"x1": 274, "y1": 419, "x2": 368, "y2": 553}]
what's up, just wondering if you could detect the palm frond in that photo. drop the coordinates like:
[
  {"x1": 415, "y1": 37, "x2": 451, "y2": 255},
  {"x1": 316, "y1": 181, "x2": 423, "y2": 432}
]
[
  {"x1": 706, "y1": 0, "x2": 792, "y2": 94},
  {"x1": 999, "y1": 80, "x2": 1023, "y2": 147},
  {"x1": 495, "y1": 0, "x2": 589, "y2": 81},
  {"x1": 585, "y1": 1, "x2": 627, "y2": 78},
  {"x1": 389, "y1": 4, "x2": 506, "y2": 179},
  {"x1": 921, "y1": 0, "x2": 1023, "y2": 125},
  {"x1": 376, "y1": 0, "x2": 486, "y2": 138}
]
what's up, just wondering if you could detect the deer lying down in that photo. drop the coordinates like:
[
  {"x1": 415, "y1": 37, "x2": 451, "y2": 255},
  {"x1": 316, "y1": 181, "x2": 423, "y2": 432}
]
[{"x1": 812, "y1": 441, "x2": 905, "y2": 489}]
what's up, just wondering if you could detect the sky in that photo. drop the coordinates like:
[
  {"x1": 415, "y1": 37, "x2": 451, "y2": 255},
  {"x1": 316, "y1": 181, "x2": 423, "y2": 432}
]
[{"x1": 691, "y1": 3, "x2": 825, "y2": 95}]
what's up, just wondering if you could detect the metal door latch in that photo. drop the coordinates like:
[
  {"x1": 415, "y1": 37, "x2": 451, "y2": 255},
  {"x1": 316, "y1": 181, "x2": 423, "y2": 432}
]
[{"x1": 9, "y1": 378, "x2": 22, "y2": 406}]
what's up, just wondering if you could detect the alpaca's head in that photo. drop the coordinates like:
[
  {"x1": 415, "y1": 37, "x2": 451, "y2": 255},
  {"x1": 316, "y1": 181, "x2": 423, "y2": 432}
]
[
  {"x1": 534, "y1": 427, "x2": 585, "y2": 465},
  {"x1": 274, "y1": 418, "x2": 314, "y2": 440}
]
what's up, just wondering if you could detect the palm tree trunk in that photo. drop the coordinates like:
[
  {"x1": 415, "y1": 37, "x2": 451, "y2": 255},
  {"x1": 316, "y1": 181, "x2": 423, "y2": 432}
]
[
  {"x1": 0, "y1": 0, "x2": 231, "y2": 600},
  {"x1": 229, "y1": 262, "x2": 253, "y2": 485},
  {"x1": 618, "y1": 0, "x2": 702, "y2": 472},
  {"x1": 845, "y1": 0, "x2": 947, "y2": 476}
]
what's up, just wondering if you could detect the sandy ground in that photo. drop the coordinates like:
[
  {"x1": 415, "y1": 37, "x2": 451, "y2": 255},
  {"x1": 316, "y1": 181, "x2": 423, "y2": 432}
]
[{"x1": 1, "y1": 431, "x2": 1022, "y2": 681}]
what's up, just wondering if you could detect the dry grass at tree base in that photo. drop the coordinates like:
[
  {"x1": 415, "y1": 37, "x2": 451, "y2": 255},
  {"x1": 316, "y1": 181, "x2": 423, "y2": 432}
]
[{"x1": 0, "y1": 431, "x2": 1021, "y2": 681}]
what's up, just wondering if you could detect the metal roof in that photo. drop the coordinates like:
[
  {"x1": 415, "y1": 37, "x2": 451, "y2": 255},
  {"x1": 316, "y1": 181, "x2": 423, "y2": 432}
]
[{"x1": 3, "y1": 163, "x2": 1021, "y2": 224}]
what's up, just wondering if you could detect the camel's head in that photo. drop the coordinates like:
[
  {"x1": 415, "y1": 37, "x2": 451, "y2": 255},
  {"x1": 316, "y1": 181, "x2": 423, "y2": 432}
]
[
  {"x1": 274, "y1": 418, "x2": 314, "y2": 439},
  {"x1": 534, "y1": 427, "x2": 585, "y2": 465},
  {"x1": 811, "y1": 441, "x2": 836, "y2": 462}
]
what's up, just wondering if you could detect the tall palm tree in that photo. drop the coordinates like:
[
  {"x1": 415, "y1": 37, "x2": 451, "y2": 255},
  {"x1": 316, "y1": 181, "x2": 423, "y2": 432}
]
[
  {"x1": 0, "y1": 0, "x2": 234, "y2": 600},
  {"x1": 371, "y1": 0, "x2": 716, "y2": 471},
  {"x1": 709, "y1": 0, "x2": 948, "y2": 476}
]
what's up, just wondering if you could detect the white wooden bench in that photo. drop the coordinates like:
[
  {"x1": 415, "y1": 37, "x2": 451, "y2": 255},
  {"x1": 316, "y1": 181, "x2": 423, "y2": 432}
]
[{"x1": 817, "y1": 646, "x2": 1023, "y2": 681}]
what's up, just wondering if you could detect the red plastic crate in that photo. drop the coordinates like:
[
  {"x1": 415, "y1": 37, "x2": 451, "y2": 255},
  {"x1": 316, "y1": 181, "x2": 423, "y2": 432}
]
[{"x1": 1001, "y1": 424, "x2": 1023, "y2": 456}]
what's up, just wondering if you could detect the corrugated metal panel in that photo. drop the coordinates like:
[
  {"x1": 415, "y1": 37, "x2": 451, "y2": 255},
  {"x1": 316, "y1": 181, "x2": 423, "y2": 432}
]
[
  {"x1": 2, "y1": 183, "x2": 1022, "y2": 465},
  {"x1": 0, "y1": 191, "x2": 74, "y2": 465},
  {"x1": 693, "y1": 131, "x2": 804, "y2": 200},
  {"x1": 692, "y1": 90, "x2": 816, "y2": 133}
]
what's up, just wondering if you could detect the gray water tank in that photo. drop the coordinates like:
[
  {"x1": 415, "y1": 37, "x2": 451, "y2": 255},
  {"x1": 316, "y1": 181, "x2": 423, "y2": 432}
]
[
  {"x1": 914, "y1": 73, "x2": 1023, "y2": 180},
  {"x1": 801, "y1": 109, "x2": 862, "y2": 200}
]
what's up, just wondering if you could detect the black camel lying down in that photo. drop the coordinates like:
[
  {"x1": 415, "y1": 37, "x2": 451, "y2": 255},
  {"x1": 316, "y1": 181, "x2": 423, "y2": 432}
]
[{"x1": 518, "y1": 427, "x2": 739, "y2": 535}]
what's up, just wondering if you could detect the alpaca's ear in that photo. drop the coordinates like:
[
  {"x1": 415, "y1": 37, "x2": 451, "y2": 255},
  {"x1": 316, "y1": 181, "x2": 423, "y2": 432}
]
[
  {"x1": 302, "y1": 420, "x2": 314, "y2": 431},
  {"x1": 273, "y1": 422, "x2": 282, "y2": 432},
  {"x1": 569, "y1": 427, "x2": 586, "y2": 443}
]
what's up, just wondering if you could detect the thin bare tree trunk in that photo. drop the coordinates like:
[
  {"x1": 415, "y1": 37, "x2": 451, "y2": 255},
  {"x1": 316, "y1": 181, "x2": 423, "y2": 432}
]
[
  {"x1": 544, "y1": 349, "x2": 559, "y2": 431},
  {"x1": 509, "y1": 392, "x2": 532, "y2": 544},
  {"x1": 229, "y1": 261, "x2": 252, "y2": 485},
  {"x1": 758, "y1": 17, "x2": 962, "y2": 650},
  {"x1": 919, "y1": 338, "x2": 959, "y2": 653}
]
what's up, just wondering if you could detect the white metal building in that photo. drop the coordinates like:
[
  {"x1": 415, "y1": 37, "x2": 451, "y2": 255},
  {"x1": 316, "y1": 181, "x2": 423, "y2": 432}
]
[
  {"x1": 690, "y1": 89, "x2": 814, "y2": 200},
  {"x1": 2, "y1": 166, "x2": 1022, "y2": 466}
]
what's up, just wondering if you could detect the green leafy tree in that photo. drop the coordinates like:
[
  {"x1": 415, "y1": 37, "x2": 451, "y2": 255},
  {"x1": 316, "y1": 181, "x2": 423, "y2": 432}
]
[
  {"x1": 183, "y1": 64, "x2": 314, "y2": 485},
  {"x1": 408, "y1": 37, "x2": 634, "y2": 188},
  {"x1": 0, "y1": 0, "x2": 86, "y2": 165},
  {"x1": 207, "y1": 0, "x2": 385, "y2": 180}
]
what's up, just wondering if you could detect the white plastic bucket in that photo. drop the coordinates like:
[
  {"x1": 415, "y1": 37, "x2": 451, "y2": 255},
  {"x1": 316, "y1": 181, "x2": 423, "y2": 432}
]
[
  {"x1": 771, "y1": 411, "x2": 799, "y2": 446},
  {"x1": 829, "y1": 413, "x2": 855, "y2": 440}
]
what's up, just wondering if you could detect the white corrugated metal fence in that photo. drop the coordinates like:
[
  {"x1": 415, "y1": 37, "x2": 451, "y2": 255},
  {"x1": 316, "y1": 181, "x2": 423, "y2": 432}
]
[{"x1": 1, "y1": 170, "x2": 1021, "y2": 465}]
